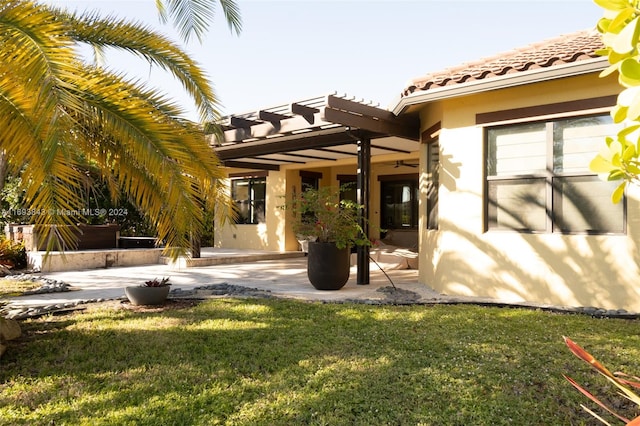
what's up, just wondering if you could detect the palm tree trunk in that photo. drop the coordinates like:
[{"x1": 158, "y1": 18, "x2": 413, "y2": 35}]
[{"x1": 190, "y1": 231, "x2": 201, "y2": 258}]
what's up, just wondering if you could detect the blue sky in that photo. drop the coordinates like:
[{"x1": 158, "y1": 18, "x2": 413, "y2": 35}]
[{"x1": 47, "y1": 0, "x2": 603, "y2": 121}]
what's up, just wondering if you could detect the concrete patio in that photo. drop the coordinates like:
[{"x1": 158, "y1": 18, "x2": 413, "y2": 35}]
[{"x1": 6, "y1": 248, "x2": 430, "y2": 308}]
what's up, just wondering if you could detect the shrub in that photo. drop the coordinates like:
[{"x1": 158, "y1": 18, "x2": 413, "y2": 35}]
[{"x1": 0, "y1": 238, "x2": 27, "y2": 270}]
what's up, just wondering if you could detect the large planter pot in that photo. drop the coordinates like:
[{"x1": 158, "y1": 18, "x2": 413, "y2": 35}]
[
  {"x1": 124, "y1": 285, "x2": 170, "y2": 306},
  {"x1": 307, "y1": 242, "x2": 350, "y2": 290}
]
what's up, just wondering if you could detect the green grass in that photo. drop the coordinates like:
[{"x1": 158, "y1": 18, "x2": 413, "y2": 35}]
[
  {"x1": 1, "y1": 299, "x2": 639, "y2": 425},
  {"x1": 0, "y1": 279, "x2": 40, "y2": 298}
]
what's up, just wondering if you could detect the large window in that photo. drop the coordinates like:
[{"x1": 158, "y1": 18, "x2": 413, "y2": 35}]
[
  {"x1": 231, "y1": 177, "x2": 266, "y2": 224},
  {"x1": 486, "y1": 114, "x2": 625, "y2": 234},
  {"x1": 381, "y1": 176, "x2": 419, "y2": 229}
]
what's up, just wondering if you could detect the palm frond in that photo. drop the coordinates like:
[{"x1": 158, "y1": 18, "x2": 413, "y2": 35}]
[
  {"x1": 67, "y1": 66, "x2": 228, "y2": 257},
  {"x1": 0, "y1": 1, "x2": 87, "y2": 234},
  {"x1": 63, "y1": 9, "x2": 219, "y2": 122},
  {"x1": 157, "y1": 0, "x2": 242, "y2": 42}
]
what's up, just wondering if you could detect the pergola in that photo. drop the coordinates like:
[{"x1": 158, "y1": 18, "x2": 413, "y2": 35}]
[{"x1": 209, "y1": 93, "x2": 420, "y2": 284}]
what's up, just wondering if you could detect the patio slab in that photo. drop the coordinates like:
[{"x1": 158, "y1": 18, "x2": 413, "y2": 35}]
[{"x1": 4, "y1": 250, "x2": 432, "y2": 308}]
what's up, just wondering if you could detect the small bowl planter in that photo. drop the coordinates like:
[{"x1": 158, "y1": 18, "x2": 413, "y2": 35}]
[{"x1": 124, "y1": 277, "x2": 171, "y2": 306}]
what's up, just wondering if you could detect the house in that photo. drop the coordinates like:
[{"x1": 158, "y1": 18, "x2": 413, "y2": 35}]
[{"x1": 212, "y1": 28, "x2": 640, "y2": 311}]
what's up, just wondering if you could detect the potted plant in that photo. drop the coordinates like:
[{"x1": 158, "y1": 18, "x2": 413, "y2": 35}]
[
  {"x1": 124, "y1": 277, "x2": 171, "y2": 306},
  {"x1": 285, "y1": 185, "x2": 370, "y2": 290}
]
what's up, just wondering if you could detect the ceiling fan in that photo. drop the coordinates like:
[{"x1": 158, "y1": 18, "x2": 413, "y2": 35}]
[{"x1": 394, "y1": 160, "x2": 418, "y2": 168}]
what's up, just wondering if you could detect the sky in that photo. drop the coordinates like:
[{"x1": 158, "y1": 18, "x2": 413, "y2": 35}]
[{"x1": 45, "y1": 0, "x2": 603, "y2": 121}]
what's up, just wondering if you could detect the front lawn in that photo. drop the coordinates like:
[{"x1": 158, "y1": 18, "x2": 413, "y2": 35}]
[
  {"x1": 1, "y1": 299, "x2": 639, "y2": 425},
  {"x1": 0, "y1": 279, "x2": 40, "y2": 298}
]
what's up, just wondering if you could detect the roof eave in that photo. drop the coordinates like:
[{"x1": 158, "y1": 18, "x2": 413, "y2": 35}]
[{"x1": 391, "y1": 56, "x2": 609, "y2": 116}]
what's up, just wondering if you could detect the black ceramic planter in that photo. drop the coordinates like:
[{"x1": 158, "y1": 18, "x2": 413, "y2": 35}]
[
  {"x1": 307, "y1": 242, "x2": 350, "y2": 290},
  {"x1": 124, "y1": 285, "x2": 170, "y2": 305}
]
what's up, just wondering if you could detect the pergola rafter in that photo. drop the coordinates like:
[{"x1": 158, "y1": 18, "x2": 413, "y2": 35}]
[{"x1": 211, "y1": 93, "x2": 420, "y2": 170}]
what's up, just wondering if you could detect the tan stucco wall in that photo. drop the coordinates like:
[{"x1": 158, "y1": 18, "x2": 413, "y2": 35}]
[
  {"x1": 416, "y1": 72, "x2": 640, "y2": 311},
  {"x1": 214, "y1": 153, "x2": 420, "y2": 252},
  {"x1": 214, "y1": 170, "x2": 287, "y2": 251}
]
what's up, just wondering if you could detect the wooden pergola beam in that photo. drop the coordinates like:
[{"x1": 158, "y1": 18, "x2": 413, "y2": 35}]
[
  {"x1": 291, "y1": 102, "x2": 319, "y2": 124},
  {"x1": 326, "y1": 95, "x2": 394, "y2": 121},
  {"x1": 222, "y1": 160, "x2": 280, "y2": 171},
  {"x1": 215, "y1": 130, "x2": 360, "y2": 160},
  {"x1": 371, "y1": 144, "x2": 412, "y2": 154},
  {"x1": 230, "y1": 116, "x2": 261, "y2": 129},
  {"x1": 277, "y1": 152, "x2": 338, "y2": 161},
  {"x1": 258, "y1": 110, "x2": 289, "y2": 124},
  {"x1": 316, "y1": 147, "x2": 358, "y2": 156},
  {"x1": 322, "y1": 107, "x2": 420, "y2": 141}
]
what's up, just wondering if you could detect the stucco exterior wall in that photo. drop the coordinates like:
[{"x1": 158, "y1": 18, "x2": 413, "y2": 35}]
[
  {"x1": 417, "y1": 72, "x2": 640, "y2": 311},
  {"x1": 214, "y1": 170, "x2": 287, "y2": 251},
  {"x1": 214, "y1": 152, "x2": 420, "y2": 253}
]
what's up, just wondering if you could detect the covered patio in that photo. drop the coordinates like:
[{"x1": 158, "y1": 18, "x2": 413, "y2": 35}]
[{"x1": 209, "y1": 93, "x2": 421, "y2": 284}]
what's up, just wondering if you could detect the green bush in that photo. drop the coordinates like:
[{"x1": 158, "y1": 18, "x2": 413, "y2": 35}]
[{"x1": 0, "y1": 238, "x2": 26, "y2": 270}]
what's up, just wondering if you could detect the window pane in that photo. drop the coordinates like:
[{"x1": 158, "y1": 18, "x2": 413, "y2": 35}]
[
  {"x1": 231, "y1": 180, "x2": 249, "y2": 201},
  {"x1": 231, "y1": 181, "x2": 250, "y2": 224},
  {"x1": 252, "y1": 201, "x2": 265, "y2": 224},
  {"x1": 487, "y1": 123, "x2": 546, "y2": 176},
  {"x1": 252, "y1": 180, "x2": 266, "y2": 201},
  {"x1": 302, "y1": 176, "x2": 319, "y2": 191},
  {"x1": 339, "y1": 181, "x2": 357, "y2": 203},
  {"x1": 553, "y1": 176, "x2": 624, "y2": 233},
  {"x1": 231, "y1": 177, "x2": 266, "y2": 224},
  {"x1": 235, "y1": 201, "x2": 250, "y2": 224},
  {"x1": 554, "y1": 115, "x2": 617, "y2": 173},
  {"x1": 488, "y1": 179, "x2": 546, "y2": 231},
  {"x1": 381, "y1": 181, "x2": 417, "y2": 229}
]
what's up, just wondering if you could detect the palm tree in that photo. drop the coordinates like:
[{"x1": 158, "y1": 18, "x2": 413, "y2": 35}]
[{"x1": 0, "y1": 0, "x2": 238, "y2": 257}]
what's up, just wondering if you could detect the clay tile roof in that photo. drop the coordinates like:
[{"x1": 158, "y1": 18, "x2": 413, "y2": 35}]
[{"x1": 401, "y1": 28, "x2": 604, "y2": 97}]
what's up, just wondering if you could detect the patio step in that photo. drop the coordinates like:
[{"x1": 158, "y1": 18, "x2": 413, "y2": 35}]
[{"x1": 160, "y1": 251, "x2": 305, "y2": 268}]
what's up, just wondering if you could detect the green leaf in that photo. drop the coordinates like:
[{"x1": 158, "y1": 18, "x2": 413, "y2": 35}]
[
  {"x1": 612, "y1": 104, "x2": 629, "y2": 122},
  {"x1": 622, "y1": 142, "x2": 637, "y2": 161},
  {"x1": 612, "y1": 151, "x2": 622, "y2": 167},
  {"x1": 600, "y1": 62, "x2": 620, "y2": 78},
  {"x1": 612, "y1": 181, "x2": 626, "y2": 203},
  {"x1": 609, "y1": 7, "x2": 637, "y2": 33},
  {"x1": 609, "y1": 170, "x2": 626, "y2": 180},
  {"x1": 619, "y1": 57, "x2": 640, "y2": 87},
  {"x1": 590, "y1": 154, "x2": 614, "y2": 173},
  {"x1": 598, "y1": 16, "x2": 612, "y2": 33},
  {"x1": 605, "y1": 16, "x2": 640, "y2": 54},
  {"x1": 627, "y1": 163, "x2": 640, "y2": 174},
  {"x1": 595, "y1": 0, "x2": 634, "y2": 12},
  {"x1": 598, "y1": 18, "x2": 611, "y2": 34},
  {"x1": 619, "y1": 123, "x2": 640, "y2": 137}
]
